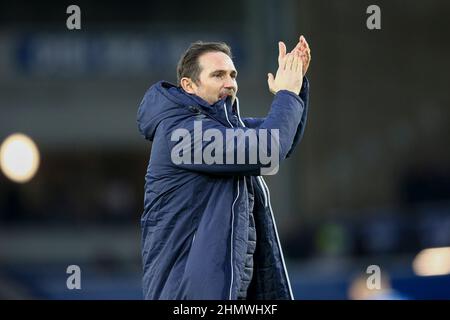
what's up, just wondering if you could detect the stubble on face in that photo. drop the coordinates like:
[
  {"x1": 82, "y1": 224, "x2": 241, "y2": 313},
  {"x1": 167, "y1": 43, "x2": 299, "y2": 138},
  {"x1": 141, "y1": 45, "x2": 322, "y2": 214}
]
[{"x1": 195, "y1": 52, "x2": 238, "y2": 105}]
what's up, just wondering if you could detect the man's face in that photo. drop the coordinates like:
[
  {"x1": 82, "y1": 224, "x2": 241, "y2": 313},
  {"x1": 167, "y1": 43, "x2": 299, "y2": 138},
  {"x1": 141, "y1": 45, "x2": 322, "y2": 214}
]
[{"x1": 191, "y1": 51, "x2": 238, "y2": 105}]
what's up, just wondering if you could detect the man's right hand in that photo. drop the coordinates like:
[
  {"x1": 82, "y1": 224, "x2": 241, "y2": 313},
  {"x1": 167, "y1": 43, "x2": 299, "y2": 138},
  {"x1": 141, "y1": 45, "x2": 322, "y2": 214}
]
[{"x1": 267, "y1": 41, "x2": 303, "y2": 95}]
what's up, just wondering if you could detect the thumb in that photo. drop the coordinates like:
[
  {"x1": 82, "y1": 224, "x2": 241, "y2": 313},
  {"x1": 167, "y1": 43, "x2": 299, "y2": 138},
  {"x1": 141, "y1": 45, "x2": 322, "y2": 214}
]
[
  {"x1": 267, "y1": 73, "x2": 274, "y2": 86},
  {"x1": 267, "y1": 73, "x2": 276, "y2": 94}
]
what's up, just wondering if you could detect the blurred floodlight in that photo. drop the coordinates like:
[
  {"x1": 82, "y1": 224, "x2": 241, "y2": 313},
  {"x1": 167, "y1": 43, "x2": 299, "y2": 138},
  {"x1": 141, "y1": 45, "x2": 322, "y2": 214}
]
[
  {"x1": 0, "y1": 133, "x2": 40, "y2": 183},
  {"x1": 413, "y1": 247, "x2": 450, "y2": 276}
]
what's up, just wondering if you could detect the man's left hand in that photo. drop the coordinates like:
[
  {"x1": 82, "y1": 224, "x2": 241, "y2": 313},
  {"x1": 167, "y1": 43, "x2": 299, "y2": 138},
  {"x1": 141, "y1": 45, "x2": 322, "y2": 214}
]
[{"x1": 292, "y1": 35, "x2": 311, "y2": 77}]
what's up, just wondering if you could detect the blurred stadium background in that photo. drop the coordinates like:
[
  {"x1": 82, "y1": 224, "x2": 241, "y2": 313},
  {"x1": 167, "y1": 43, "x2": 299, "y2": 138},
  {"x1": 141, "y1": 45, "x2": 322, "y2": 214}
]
[{"x1": 1, "y1": 0, "x2": 450, "y2": 299}]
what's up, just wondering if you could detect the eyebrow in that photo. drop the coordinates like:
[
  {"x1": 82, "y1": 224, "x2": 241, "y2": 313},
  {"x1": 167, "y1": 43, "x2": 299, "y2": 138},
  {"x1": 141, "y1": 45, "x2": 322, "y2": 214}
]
[{"x1": 210, "y1": 69, "x2": 238, "y2": 77}]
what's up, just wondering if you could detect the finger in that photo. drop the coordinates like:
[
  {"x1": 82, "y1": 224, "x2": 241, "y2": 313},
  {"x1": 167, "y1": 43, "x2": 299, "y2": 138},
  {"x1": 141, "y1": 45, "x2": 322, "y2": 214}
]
[
  {"x1": 303, "y1": 39, "x2": 310, "y2": 51},
  {"x1": 292, "y1": 39, "x2": 302, "y2": 53},
  {"x1": 290, "y1": 52, "x2": 297, "y2": 71},
  {"x1": 300, "y1": 36, "x2": 306, "y2": 46},
  {"x1": 278, "y1": 41, "x2": 287, "y2": 63},
  {"x1": 301, "y1": 53, "x2": 307, "y2": 66},
  {"x1": 282, "y1": 52, "x2": 289, "y2": 70},
  {"x1": 306, "y1": 48, "x2": 311, "y2": 61},
  {"x1": 297, "y1": 43, "x2": 307, "y2": 55},
  {"x1": 295, "y1": 53, "x2": 304, "y2": 71},
  {"x1": 301, "y1": 47, "x2": 310, "y2": 61},
  {"x1": 267, "y1": 73, "x2": 275, "y2": 92},
  {"x1": 291, "y1": 52, "x2": 297, "y2": 72},
  {"x1": 299, "y1": 35, "x2": 305, "y2": 46},
  {"x1": 285, "y1": 53, "x2": 294, "y2": 70},
  {"x1": 297, "y1": 52, "x2": 304, "y2": 74},
  {"x1": 295, "y1": 51, "x2": 302, "y2": 73}
]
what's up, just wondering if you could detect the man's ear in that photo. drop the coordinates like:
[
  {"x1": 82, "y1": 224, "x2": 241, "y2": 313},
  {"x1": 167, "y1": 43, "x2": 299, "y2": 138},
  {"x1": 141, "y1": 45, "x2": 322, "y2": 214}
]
[{"x1": 180, "y1": 77, "x2": 196, "y2": 94}]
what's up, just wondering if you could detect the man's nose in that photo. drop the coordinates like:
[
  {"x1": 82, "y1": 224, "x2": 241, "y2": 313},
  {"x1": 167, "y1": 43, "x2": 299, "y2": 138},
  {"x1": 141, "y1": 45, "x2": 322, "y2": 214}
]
[{"x1": 224, "y1": 77, "x2": 236, "y2": 90}]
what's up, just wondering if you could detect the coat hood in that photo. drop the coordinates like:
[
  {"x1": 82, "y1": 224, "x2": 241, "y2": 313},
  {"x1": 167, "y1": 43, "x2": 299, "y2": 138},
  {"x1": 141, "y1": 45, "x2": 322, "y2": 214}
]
[{"x1": 137, "y1": 81, "x2": 234, "y2": 141}]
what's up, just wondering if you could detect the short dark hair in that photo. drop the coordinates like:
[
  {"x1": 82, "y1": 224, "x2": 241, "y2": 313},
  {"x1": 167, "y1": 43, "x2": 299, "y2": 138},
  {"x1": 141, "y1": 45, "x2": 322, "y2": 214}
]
[{"x1": 176, "y1": 41, "x2": 232, "y2": 85}]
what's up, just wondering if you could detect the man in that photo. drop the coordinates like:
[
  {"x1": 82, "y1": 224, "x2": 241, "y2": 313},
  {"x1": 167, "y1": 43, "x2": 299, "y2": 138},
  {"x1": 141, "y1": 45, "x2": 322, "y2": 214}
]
[{"x1": 137, "y1": 36, "x2": 311, "y2": 299}]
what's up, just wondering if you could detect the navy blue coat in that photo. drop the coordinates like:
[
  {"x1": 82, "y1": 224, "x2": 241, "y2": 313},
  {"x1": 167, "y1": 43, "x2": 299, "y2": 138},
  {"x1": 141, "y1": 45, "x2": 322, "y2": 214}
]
[{"x1": 137, "y1": 78, "x2": 309, "y2": 299}]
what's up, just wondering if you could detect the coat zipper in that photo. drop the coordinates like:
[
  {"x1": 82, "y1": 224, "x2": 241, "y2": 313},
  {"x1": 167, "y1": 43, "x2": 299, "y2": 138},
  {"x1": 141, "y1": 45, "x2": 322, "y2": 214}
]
[{"x1": 234, "y1": 97, "x2": 294, "y2": 300}]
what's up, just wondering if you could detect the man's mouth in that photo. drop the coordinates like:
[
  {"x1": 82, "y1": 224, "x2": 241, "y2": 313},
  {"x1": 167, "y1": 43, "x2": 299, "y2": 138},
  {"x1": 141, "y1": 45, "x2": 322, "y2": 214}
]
[{"x1": 219, "y1": 91, "x2": 234, "y2": 99}]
